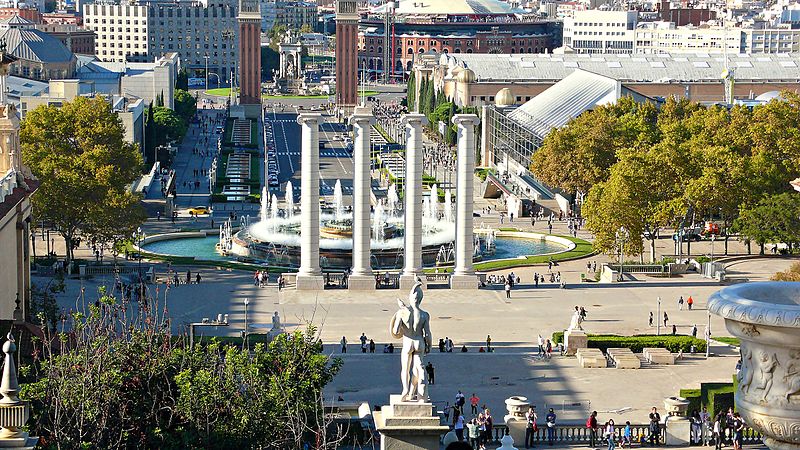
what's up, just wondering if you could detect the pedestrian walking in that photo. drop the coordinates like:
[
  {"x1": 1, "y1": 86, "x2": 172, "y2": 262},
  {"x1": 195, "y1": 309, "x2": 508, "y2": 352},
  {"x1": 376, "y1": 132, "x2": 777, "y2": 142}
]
[
  {"x1": 340, "y1": 336, "x2": 347, "y2": 353},
  {"x1": 606, "y1": 420, "x2": 616, "y2": 450},
  {"x1": 678, "y1": 296, "x2": 685, "y2": 310},
  {"x1": 687, "y1": 296, "x2": 694, "y2": 310},
  {"x1": 454, "y1": 410, "x2": 465, "y2": 441},
  {"x1": 672, "y1": 324, "x2": 677, "y2": 335},
  {"x1": 691, "y1": 324, "x2": 698, "y2": 338},
  {"x1": 587, "y1": 411, "x2": 599, "y2": 448},
  {"x1": 649, "y1": 312, "x2": 654, "y2": 327},
  {"x1": 369, "y1": 339, "x2": 375, "y2": 353},
  {"x1": 622, "y1": 421, "x2": 632, "y2": 449},
  {"x1": 486, "y1": 335, "x2": 492, "y2": 352},
  {"x1": 468, "y1": 418, "x2": 480, "y2": 449},
  {"x1": 664, "y1": 312, "x2": 669, "y2": 327},
  {"x1": 505, "y1": 280, "x2": 512, "y2": 298},
  {"x1": 537, "y1": 334, "x2": 545, "y2": 356}
]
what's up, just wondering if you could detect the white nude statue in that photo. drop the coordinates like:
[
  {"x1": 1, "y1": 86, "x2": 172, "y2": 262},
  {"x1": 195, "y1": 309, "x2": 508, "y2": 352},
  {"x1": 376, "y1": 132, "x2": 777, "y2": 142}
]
[{"x1": 390, "y1": 280, "x2": 432, "y2": 402}]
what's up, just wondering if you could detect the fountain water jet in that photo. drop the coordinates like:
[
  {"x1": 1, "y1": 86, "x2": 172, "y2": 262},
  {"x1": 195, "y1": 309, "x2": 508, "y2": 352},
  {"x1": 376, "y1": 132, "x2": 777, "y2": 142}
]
[
  {"x1": 444, "y1": 189, "x2": 452, "y2": 223},
  {"x1": 387, "y1": 184, "x2": 399, "y2": 216},
  {"x1": 333, "y1": 179, "x2": 344, "y2": 220},
  {"x1": 285, "y1": 180, "x2": 294, "y2": 220},
  {"x1": 259, "y1": 186, "x2": 269, "y2": 223}
]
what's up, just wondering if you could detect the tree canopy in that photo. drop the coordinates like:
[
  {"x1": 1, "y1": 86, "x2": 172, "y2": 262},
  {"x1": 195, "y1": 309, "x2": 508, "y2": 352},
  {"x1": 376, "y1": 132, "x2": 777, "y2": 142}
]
[
  {"x1": 21, "y1": 96, "x2": 145, "y2": 261},
  {"x1": 21, "y1": 290, "x2": 342, "y2": 449},
  {"x1": 539, "y1": 93, "x2": 800, "y2": 258}
]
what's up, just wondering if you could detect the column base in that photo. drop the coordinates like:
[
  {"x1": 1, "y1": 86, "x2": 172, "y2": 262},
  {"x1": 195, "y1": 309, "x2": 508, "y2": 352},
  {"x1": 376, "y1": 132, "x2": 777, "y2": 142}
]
[
  {"x1": 399, "y1": 274, "x2": 426, "y2": 291},
  {"x1": 348, "y1": 274, "x2": 376, "y2": 290},
  {"x1": 295, "y1": 273, "x2": 325, "y2": 290},
  {"x1": 449, "y1": 273, "x2": 478, "y2": 289},
  {"x1": 564, "y1": 329, "x2": 588, "y2": 356}
]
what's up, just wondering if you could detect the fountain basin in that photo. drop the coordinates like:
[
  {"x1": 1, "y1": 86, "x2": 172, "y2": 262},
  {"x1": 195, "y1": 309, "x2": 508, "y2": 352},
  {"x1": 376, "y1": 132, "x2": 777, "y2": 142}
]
[
  {"x1": 140, "y1": 230, "x2": 570, "y2": 270},
  {"x1": 708, "y1": 282, "x2": 800, "y2": 450}
]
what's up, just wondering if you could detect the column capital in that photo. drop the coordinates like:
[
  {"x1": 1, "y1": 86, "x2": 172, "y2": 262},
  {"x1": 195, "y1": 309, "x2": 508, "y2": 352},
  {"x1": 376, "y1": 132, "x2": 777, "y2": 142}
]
[
  {"x1": 348, "y1": 106, "x2": 376, "y2": 126},
  {"x1": 452, "y1": 113, "x2": 480, "y2": 127},
  {"x1": 402, "y1": 113, "x2": 428, "y2": 127},
  {"x1": 297, "y1": 113, "x2": 322, "y2": 126}
]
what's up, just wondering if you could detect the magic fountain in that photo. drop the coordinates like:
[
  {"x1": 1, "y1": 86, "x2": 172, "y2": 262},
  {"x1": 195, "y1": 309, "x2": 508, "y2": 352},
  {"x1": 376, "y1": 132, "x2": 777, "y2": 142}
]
[{"x1": 220, "y1": 181, "x2": 497, "y2": 270}]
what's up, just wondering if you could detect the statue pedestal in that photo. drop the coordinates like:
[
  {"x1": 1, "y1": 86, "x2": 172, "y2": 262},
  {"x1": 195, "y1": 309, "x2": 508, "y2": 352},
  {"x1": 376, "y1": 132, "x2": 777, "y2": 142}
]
[
  {"x1": 665, "y1": 416, "x2": 691, "y2": 446},
  {"x1": 564, "y1": 329, "x2": 588, "y2": 356},
  {"x1": 449, "y1": 273, "x2": 478, "y2": 289},
  {"x1": 399, "y1": 274, "x2": 426, "y2": 291},
  {"x1": 374, "y1": 395, "x2": 449, "y2": 450},
  {"x1": 347, "y1": 274, "x2": 376, "y2": 290},
  {"x1": 295, "y1": 273, "x2": 324, "y2": 290}
]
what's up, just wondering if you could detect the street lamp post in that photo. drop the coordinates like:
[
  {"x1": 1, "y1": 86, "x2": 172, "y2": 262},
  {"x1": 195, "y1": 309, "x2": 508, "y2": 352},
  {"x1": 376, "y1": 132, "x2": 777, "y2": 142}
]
[
  {"x1": 657, "y1": 296, "x2": 662, "y2": 336},
  {"x1": 706, "y1": 312, "x2": 711, "y2": 358},
  {"x1": 616, "y1": 227, "x2": 629, "y2": 282},
  {"x1": 710, "y1": 233, "x2": 716, "y2": 264},
  {"x1": 243, "y1": 297, "x2": 250, "y2": 350},
  {"x1": 204, "y1": 55, "x2": 210, "y2": 91}
]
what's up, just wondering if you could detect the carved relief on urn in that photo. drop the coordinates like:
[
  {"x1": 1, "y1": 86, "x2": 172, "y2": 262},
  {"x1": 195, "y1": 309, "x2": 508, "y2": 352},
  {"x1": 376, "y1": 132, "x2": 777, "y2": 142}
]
[{"x1": 709, "y1": 282, "x2": 800, "y2": 450}]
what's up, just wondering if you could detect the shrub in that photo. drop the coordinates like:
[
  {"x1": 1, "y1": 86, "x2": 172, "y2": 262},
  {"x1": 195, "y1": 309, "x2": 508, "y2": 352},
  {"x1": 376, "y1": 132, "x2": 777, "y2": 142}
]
[
  {"x1": 679, "y1": 388, "x2": 702, "y2": 413},
  {"x1": 551, "y1": 333, "x2": 706, "y2": 353},
  {"x1": 772, "y1": 261, "x2": 800, "y2": 281}
]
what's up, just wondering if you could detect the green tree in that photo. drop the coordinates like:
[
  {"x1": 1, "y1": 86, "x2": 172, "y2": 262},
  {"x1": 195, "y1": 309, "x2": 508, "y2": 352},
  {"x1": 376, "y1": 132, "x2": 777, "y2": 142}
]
[
  {"x1": 144, "y1": 105, "x2": 156, "y2": 164},
  {"x1": 733, "y1": 192, "x2": 800, "y2": 254},
  {"x1": 152, "y1": 106, "x2": 187, "y2": 144},
  {"x1": 156, "y1": 90, "x2": 165, "y2": 107},
  {"x1": 176, "y1": 68, "x2": 189, "y2": 91},
  {"x1": 21, "y1": 290, "x2": 342, "y2": 449},
  {"x1": 531, "y1": 96, "x2": 658, "y2": 194},
  {"x1": 21, "y1": 97, "x2": 144, "y2": 262},
  {"x1": 406, "y1": 71, "x2": 416, "y2": 111},
  {"x1": 174, "y1": 89, "x2": 197, "y2": 122}
]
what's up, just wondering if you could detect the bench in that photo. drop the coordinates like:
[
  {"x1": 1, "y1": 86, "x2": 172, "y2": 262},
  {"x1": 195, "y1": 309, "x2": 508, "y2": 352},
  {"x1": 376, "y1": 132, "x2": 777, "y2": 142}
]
[
  {"x1": 577, "y1": 348, "x2": 606, "y2": 368},
  {"x1": 607, "y1": 348, "x2": 641, "y2": 369},
  {"x1": 643, "y1": 348, "x2": 676, "y2": 365}
]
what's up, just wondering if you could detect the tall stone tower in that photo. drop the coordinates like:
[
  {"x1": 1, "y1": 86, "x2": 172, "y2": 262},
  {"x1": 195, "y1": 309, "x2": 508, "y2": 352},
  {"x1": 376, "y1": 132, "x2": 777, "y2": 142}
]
[
  {"x1": 238, "y1": 0, "x2": 261, "y2": 117},
  {"x1": 335, "y1": 0, "x2": 358, "y2": 110}
]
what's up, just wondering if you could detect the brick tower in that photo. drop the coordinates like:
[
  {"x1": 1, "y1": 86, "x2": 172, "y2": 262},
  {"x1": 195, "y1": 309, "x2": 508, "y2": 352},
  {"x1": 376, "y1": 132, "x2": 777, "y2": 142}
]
[
  {"x1": 335, "y1": 0, "x2": 358, "y2": 110},
  {"x1": 238, "y1": 0, "x2": 261, "y2": 117}
]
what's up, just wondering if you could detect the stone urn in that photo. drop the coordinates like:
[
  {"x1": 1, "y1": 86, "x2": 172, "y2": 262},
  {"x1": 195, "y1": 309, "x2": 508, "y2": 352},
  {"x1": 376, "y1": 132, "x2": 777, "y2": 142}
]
[{"x1": 708, "y1": 282, "x2": 800, "y2": 450}]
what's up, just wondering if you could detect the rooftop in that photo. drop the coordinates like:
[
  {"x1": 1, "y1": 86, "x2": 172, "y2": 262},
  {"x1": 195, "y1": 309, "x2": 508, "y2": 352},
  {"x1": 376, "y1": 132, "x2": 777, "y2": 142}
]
[
  {"x1": 0, "y1": 27, "x2": 74, "y2": 63},
  {"x1": 439, "y1": 52, "x2": 800, "y2": 83},
  {"x1": 507, "y1": 69, "x2": 622, "y2": 137},
  {"x1": 394, "y1": 0, "x2": 522, "y2": 16}
]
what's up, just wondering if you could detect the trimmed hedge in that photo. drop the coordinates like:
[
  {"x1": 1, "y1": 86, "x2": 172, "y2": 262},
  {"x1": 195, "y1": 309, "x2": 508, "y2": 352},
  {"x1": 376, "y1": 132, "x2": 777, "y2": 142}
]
[
  {"x1": 551, "y1": 332, "x2": 707, "y2": 353},
  {"x1": 679, "y1": 382, "x2": 735, "y2": 417}
]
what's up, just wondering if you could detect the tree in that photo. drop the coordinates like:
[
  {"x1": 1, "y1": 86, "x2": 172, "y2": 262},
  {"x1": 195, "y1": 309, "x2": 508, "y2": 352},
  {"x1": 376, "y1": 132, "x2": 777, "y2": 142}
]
[
  {"x1": 733, "y1": 192, "x2": 800, "y2": 254},
  {"x1": 156, "y1": 90, "x2": 165, "y2": 107},
  {"x1": 531, "y1": 96, "x2": 658, "y2": 194},
  {"x1": 21, "y1": 97, "x2": 145, "y2": 262},
  {"x1": 144, "y1": 105, "x2": 156, "y2": 164},
  {"x1": 174, "y1": 89, "x2": 197, "y2": 123},
  {"x1": 152, "y1": 106, "x2": 187, "y2": 144},
  {"x1": 176, "y1": 68, "x2": 189, "y2": 91},
  {"x1": 406, "y1": 71, "x2": 416, "y2": 111},
  {"x1": 299, "y1": 23, "x2": 313, "y2": 34},
  {"x1": 21, "y1": 290, "x2": 343, "y2": 449}
]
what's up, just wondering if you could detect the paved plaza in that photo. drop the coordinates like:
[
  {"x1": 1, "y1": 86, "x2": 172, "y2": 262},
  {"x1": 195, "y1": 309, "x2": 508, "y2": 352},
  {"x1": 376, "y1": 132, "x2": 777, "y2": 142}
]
[{"x1": 42, "y1": 256, "x2": 795, "y2": 430}]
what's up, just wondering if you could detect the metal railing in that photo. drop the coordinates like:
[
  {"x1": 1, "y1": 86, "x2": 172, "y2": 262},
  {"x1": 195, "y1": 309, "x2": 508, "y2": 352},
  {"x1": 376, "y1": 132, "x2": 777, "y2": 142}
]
[{"x1": 606, "y1": 264, "x2": 667, "y2": 275}]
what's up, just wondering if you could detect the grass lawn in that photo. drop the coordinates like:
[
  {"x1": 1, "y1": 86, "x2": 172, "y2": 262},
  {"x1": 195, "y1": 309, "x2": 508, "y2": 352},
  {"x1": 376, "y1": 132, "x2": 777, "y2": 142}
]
[
  {"x1": 204, "y1": 88, "x2": 379, "y2": 99},
  {"x1": 712, "y1": 336, "x2": 741, "y2": 346}
]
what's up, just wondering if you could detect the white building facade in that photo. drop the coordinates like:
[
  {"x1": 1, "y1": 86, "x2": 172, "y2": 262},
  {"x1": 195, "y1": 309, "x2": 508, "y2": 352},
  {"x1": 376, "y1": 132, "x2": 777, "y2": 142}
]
[
  {"x1": 563, "y1": 10, "x2": 638, "y2": 54},
  {"x1": 84, "y1": 1, "x2": 238, "y2": 78}
]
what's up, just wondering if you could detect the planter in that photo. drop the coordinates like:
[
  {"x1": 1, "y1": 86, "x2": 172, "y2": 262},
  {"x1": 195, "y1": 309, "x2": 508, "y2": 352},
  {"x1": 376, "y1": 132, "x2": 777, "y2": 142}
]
[{"x1": 708, "y1": 282, "x2": 800, "y2": 450}]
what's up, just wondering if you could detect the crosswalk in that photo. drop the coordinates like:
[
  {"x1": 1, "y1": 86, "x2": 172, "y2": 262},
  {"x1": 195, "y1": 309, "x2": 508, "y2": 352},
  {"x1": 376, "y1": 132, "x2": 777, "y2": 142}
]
[
  {"x1": 285, "y1": 151, "x2": 352, "y2": 157},
  {"x1": 265, "y1": 119, "x2": 296, "y2": 124}
]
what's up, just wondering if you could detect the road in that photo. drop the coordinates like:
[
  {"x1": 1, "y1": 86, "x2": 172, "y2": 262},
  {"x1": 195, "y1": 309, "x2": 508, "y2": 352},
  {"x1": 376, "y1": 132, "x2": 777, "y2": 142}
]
[{"x1": 264, "y1": 105, "x2": 355, "y2": 206}]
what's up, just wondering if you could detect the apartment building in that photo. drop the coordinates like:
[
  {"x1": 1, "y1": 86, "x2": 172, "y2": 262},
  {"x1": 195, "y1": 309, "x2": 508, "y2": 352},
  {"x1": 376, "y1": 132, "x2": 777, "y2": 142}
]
[
  {"x1": 562, "y1": 10, "x2": 638, "y2": 54},
  {"x1": 634, "y1": 22, "x2": 741, "y2": 54},
  {"x1": 83, "y1": 1, "x2": 238, "y2": 78}
]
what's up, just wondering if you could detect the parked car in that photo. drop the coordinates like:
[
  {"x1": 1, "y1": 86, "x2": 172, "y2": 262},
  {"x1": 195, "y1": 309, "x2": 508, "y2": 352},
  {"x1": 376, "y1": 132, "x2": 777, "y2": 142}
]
[
  {"x1": 268, "y1": 175, "x2": 279, "y2": 186},
  {"x1": 187, "y1": 206, "x2": 210, "y2": 215}
]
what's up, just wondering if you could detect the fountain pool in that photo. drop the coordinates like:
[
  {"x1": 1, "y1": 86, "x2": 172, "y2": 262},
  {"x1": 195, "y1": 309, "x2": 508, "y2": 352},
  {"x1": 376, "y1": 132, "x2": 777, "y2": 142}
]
[{"x1": 141, "y1": 234, "x2": 569, "y2": 269}]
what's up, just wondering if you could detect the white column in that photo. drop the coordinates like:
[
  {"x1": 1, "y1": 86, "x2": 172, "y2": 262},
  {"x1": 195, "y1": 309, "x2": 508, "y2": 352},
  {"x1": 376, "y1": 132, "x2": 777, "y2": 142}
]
[
  {"x1": 296, "y1": 113, "x2": 324, "y2": 290},
  {"x1": 399, "y1": 113, "x2": 428, "y2": 290},
  {"x1": 450, "y1": 113, "x2": 480, "y2": 289},
  {"x1": 348, "y1": 106, "x2": 376, "y2": 290}
]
